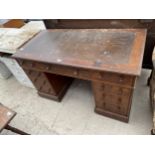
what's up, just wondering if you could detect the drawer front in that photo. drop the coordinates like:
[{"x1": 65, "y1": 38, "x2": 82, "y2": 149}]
[
  {"x1": 19, "y1": 60, "x2": 48, "y2": 71},
  {"x1": 18, "y1": 60, "x2": 31, "y2": 68},
  {"x1": 19, "y1": 60, "x2": 79, "y2": 78},
  {"x1": 78, "y1": 69, "x2": 91, "y2": 79},
  {"x1": 92, "y1": 71, "x2": 135, "y2": 86},
  {"x1": 51, "y1": 65, "x2": 78, "y2": 77},
  {"x1": 79, "y1": 69, "x2": 135, "y2": 87},
  {"x1": 34, "y1": 62, "x2": 49, "y2": 70}
]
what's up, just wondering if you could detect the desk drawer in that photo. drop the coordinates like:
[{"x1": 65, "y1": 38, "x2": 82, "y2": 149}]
[
  {"x1": 92, "y1": 71, "x2": 135, "y2": 86},
  {"x1": 18, "y1": 60, "x2": 79, "y2": 77},
  {"x1": 79, "y1": 69, "x2": 135, "y2": 87},
  {"x1": 51, "y1": 65, "x2": 78, "y2": 77},
  {"x1": 19, "y1": 60, "x2": 48, "y2": 71}
]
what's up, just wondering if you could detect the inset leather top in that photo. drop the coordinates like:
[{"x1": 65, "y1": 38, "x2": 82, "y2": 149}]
[{"x1": 13, "y1": 29, "x2": 147, "y2": 75}]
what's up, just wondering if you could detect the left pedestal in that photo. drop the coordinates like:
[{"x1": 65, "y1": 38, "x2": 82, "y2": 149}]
[{"x1": 24, "y1": 69, "x2": 73, "y2": 101}]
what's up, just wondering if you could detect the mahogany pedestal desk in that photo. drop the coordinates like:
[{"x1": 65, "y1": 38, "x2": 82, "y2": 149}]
[{"x1": 13, "y1": 29, "x2": 146, "y2": 122}]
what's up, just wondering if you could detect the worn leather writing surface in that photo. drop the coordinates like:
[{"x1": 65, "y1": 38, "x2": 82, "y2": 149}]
[{"x1": 13, "y1": 29, "x2": 146, "y2": 75}]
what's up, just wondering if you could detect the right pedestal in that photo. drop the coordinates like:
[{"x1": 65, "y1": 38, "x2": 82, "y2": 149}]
[{"x1": 92, "y1": 79, "x2": 135, "y2": 122}]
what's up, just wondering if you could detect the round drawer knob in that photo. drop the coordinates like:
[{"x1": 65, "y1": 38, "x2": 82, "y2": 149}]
[
  {"x1": 101, "y1": 85, "x2": 105, "y2": 90},
  {"x1": 30, "y1": 63, "x2": 34, "y2": 67},
  {"x1": 46, "y1": 66, "x2": 50, "y2": 70},
  {"x1": 118, "y1": 98, "x2": 122, "y2": 103},
  {"x1": 103, "y1": 102, "x2": 106, "y2": 107},
  {"x1": 117, "y1": 106, "x2": 121, "y2": 110},
  {"x1": 74, "y1": 70, "x2": 78, "y2": 75},
  {"x1": 119, "y1": 79, "x2": 123, "y2": 82},
  {"x1": 119, "y1": 75, "x2": 124, "y2": 82},
  {"x1": 102, "y1": 93, "x2": 105, "y2": 99}
]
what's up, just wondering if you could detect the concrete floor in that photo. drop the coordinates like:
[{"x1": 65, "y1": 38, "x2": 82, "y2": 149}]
[{"x1": 0, "y1": 69, "x2": 153, "y2": 135}]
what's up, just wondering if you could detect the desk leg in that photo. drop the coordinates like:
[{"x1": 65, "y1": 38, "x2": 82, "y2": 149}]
[
  {"x1": 92, "y1": 81, "x2": 133, "y2": 122},
  {"x1": 5, "y1": 125, "x2": 30, "y2": 135},
  {"x1": 24, "y1": 69, "x2": 73, "y2": 101}
]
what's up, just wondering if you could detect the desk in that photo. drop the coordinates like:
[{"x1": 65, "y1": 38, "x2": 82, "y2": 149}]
[{"x1": 13, "y1": 29, "x2": 146, "y2": 122}]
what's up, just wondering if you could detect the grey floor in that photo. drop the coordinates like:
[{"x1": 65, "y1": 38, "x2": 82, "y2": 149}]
[{"x1": 0, "y1": 69, "x2": 153, "y2": 135}]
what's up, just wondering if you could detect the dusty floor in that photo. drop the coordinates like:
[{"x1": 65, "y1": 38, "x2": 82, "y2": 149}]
[{"x1": 0, "y1": 69, "x2": 153, "y2": 135}]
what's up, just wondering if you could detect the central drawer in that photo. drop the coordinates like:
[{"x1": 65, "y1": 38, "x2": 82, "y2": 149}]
[{"x1": 51, "y1": 65, "x2": 79, "y2": 77}]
